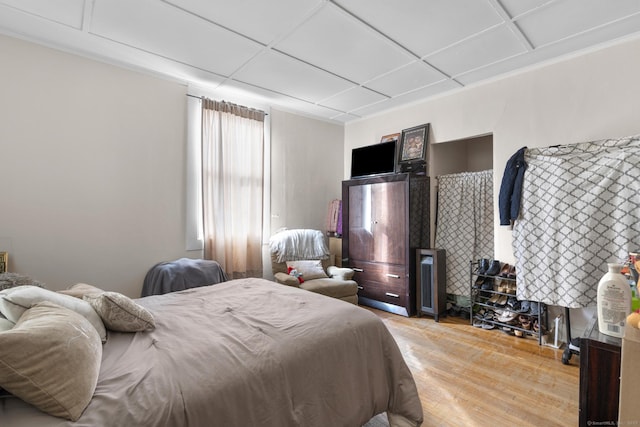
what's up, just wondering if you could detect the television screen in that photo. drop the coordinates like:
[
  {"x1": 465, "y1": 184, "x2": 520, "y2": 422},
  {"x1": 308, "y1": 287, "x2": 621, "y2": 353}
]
[{"x1": 350, "y1": 140, "x2": 397, "y2": 178}]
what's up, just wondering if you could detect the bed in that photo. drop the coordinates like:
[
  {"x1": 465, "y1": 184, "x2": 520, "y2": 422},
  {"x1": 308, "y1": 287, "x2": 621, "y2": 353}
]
[{"x1": 0, "y1": 278, "x2": 423, "y2": 427}]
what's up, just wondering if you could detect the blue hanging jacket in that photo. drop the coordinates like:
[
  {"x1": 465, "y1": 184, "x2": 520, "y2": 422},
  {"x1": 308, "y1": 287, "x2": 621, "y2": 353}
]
[{"x1": 498, "y1": 147, "x2": 527, "y2": 226}]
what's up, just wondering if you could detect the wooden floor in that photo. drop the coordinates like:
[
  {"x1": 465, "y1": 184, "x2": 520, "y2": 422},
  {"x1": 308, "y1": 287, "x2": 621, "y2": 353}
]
[{"x1": 366, "y1": 308, "x2": 580, "y2": 427}]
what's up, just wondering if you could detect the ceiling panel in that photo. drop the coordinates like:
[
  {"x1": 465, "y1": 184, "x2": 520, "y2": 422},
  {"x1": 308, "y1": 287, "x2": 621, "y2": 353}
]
[
  {"x1": 2, "y1": 0, "x2": 640, "y2": 123},
  {"x1": 318, "y1": 86, "x2": 387, "y2": 112},
  {"x1": 517, "y1": 0, "x2": 640, "y2": 47},
  {"x1": 163, "y1": 0, "x2": 322, "y2": 45},
  {"x1": 334, "y1": 0, "x2": 504, "y2": 57},
  {"x1": 275, "y1": 3, "x2": 415, "y2": 83},
  {"x1": 0, "y1": 0, "x2": 84, "y2": 29},
  {"x1": 426, "y1": 25, "x2": 527, "y2": 77},
  {"x1": 232, "y1": 50, "x2": 354, "y2": 103},
  {"x1": 456, "y1": 11, "x2": 640, "y2": 86},
  {"x1": 330, "y1": 112, "x2": 361, "y2": 122},
  {"x1": 499, "y1": 0, "x2": 552, "y2": 19},
  {"x1": 365, "y1": 61, "x2": 447, "y2": 96},
  {"x1": 351, "y1": 80, "x2": 461, "y2": 117},
  {"x1": 91, "y1": 0, "x2": 263, "y2": 76}
]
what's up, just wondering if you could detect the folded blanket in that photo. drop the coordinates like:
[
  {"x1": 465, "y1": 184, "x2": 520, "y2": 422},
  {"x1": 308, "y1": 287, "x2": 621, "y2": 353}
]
[{"x1": 269, "y1": 229, "x2": 329, "y2": 263}]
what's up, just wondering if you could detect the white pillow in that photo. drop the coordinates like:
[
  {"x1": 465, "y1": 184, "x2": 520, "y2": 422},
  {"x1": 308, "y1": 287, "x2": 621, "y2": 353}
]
[
  {"x1": 286, "y1": 260, "x2": 328, "y2": 280},
  {"x1": 0, "y1": 286, "x2": 107, "y2": 342}
]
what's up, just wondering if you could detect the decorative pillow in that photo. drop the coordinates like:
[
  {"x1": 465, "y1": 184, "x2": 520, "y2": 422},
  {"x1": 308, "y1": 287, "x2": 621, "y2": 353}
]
[
  {"x1": 58, "y1": 283, "x2": 104, "y2": 299},
  {"x1": 326, "y1": 266, "x2": 355, "y2": 281},
  {"x1": 0, "y1": 286, "x2": 107, "y2": 342},
  {"x1": 286, "y1": 260, "x2": 328, "y2": 280},
  {"x1": 83, "y1": 291, "x2": 155, "y2": 332},
  {"x1": 0, "y1": 301, "x2": 102, "y2": 421},
  {"x1": 0, "y1": 273, "x2": 45, "y2": 291}
]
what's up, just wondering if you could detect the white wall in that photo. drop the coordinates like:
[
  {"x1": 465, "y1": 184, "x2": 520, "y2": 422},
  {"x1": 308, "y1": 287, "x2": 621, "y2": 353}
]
[
  {"x1": 270, "y1": 108, "x2": 344, "y2": 235},
  {"x1": 0, "y1": 35, "x2": 346, "y2": 294},
  {"x1": 0, "y1": 35, "x2": 191, "y2": 296}
]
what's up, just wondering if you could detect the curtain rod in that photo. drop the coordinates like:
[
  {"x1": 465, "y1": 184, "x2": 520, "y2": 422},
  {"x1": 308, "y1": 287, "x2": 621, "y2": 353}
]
[{"x1": 186, "y1": 94, "x2": 268, "y2": 115}]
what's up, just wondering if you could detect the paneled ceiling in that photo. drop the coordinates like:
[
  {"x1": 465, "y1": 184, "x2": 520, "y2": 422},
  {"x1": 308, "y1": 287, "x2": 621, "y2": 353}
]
[{"x1": 2, "y1": 0, "x2": 640, "y2": 123}]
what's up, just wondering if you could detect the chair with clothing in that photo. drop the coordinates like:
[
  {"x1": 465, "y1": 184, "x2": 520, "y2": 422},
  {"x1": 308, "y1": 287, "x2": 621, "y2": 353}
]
[
  {"x1": 141, "y1": 258, "x2": 228, "y2": 297},
  {"x1": 269, "y1": 229, "x2": 358, "y2": 304}
]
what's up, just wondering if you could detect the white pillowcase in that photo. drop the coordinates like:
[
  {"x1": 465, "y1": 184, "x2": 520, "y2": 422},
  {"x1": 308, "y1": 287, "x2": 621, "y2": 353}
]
[
  {"x1": 0, "y1": 286, "x2": 107, "y2": 342},
  {"x1": 285, "y1": 260, "x2": 328, "y2": 280}
]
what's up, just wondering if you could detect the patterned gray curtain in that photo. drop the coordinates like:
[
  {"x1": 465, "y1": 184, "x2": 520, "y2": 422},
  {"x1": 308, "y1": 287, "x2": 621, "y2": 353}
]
[
  {"x1": 435, "y1": 170, "x2": 494, "y2": 296},
  {"x1": 513, "y1": 136, "x2": 640, "y2": 308}
]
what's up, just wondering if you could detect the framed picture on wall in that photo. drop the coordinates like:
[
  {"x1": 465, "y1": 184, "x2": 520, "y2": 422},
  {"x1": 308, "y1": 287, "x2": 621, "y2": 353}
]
[
  {"x1": 0, "y1": 252, "x2": 7, "y2": 273},
  {"x1": 398, "y1": 123, "x2": 429, "y2": 173},
  {"x1": 380, "y1": 132, "x2": 400, "y2": 144},
  {"x1": 399, "y1": 124, "x2": 429, "y2": 163}
]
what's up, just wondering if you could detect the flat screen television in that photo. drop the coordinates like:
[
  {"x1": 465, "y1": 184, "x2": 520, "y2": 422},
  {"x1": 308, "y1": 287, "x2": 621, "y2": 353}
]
[{"x1": 350, "y1": 140, "x2": 397, "y2": 179}]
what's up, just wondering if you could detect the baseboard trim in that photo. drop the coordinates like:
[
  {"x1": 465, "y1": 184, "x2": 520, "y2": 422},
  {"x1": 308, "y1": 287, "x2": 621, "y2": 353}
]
[{"x1": 358, "y1": 297, "x2": 409, "y2": 317}]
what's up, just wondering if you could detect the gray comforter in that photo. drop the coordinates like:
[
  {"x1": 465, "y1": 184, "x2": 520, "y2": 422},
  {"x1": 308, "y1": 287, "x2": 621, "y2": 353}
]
[{"x1": 1, "y1": 278, "x2": 423, "y2": 426}]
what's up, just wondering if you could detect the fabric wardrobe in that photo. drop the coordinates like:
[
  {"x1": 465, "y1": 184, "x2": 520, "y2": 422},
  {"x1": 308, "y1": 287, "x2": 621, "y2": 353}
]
[{"x1": 512, "y1": 135, "x2": 640, "y2": 308}]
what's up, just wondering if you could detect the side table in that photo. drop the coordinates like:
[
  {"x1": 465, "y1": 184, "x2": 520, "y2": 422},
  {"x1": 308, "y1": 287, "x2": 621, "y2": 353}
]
[{"x1": 578, "y1": 315, "x2": 622, "y2": 427}]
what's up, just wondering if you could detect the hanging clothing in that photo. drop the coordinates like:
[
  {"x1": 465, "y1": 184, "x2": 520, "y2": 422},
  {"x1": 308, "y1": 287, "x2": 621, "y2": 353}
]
[
  {"x1": 498, "y1": 146, "x2": 527, "y2": 226},
  {"x1": 513, "y1": 135, "x2": 640, "y2": 308},
  {"x1": 435, "y1": 170, "x2": 494, "y2": 296}
]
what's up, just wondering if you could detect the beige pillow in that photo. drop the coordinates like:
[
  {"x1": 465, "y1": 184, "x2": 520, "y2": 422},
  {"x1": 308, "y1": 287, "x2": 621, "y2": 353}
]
[
  {"x1": 0, "y1": 286, "x2": 106, "y2": 342},
  {"x1": 58, "y1": 283, "x2": 104, "y2": 299},
  {"x1": 286, "y1": 260, "x2": 328, "y2": 280},
  {"x1": 84, "y1": 291, "x2": 155, "y2": 332},
  {"x1": 0, "y1": 301, "x2": 102, "y2": 421}
]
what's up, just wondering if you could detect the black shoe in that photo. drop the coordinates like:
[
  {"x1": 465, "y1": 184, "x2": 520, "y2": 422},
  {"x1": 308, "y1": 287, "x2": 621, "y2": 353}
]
[
  {"x1": 518, "y1": 300, "x2": 531, "y2": 313},
  {"x1": 473, "y1": 276, "x2": 485, "y2": 288},
  {"x1": 485, "y1": 260, "x2": 501, "y2": 276},
  {"x1": 480, "y1": 278, "x2": 494, "y2": 290},
  {"x1": 477, "y1": 258, "x2": 490, "y2": 275}
]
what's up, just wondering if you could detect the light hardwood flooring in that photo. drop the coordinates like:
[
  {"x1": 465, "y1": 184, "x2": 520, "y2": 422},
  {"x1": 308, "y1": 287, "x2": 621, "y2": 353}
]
[{"x1": 366, "y1": 308, "x2": 579, "y2": 427}]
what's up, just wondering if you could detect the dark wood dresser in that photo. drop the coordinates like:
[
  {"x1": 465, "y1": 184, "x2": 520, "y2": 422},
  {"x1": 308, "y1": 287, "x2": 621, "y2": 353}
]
[
  {"x1": 342, "y1": 173, "x2": 429, "y2": 316},
  {"x1": 579, "y1": 316, "x2": 622, "y2": 427}
]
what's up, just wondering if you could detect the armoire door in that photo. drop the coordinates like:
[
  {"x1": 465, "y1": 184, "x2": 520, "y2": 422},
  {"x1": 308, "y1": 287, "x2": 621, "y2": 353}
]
[
  {"x1": 371, "y1": 180, "x2": 406, "y2": 264},
  {"x1": 347, "y1": 180, "x2": 406, "y2": 265}
]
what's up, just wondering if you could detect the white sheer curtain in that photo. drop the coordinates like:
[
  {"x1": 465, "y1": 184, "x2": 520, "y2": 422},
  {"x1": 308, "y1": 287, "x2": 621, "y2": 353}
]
[{"x1": 201, "y1": 98, "x2": 265, "y2": 279}]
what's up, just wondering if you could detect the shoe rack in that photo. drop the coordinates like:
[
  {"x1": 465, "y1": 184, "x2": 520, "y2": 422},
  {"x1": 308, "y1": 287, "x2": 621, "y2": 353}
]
[{"x1": 469, "y1": 260, "x2": 547, "y2": 344}]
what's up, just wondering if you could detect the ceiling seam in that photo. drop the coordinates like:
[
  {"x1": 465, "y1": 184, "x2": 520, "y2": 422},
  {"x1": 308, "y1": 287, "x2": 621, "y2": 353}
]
[
  {"x1": 85, "y1": 31, "x2": 228, "y2": 84},
  {"x1": 160, "y1": 0, "x2": 344, "y2": 98},
  {"x1": 327, "y1": 1, "x2": 457, "y2": 87},
  {"x1": 81, "y1": 0, "x2": 94, "y2": 33},
  {"x1": 508, "y1": 0, "x2": 559, "y2": 21},
  {"x1": 489, "y1": 0, "x2": 534, "y2": 51},
  {"x1": 533, "y1": 9, "x2": 640, "y2": 50},
  {"x1": 346, "y1": 78, "x2": 453, "y2": 116},
  {"x1": 229, "y1": 76, "x2": 349, "y2": 115}
]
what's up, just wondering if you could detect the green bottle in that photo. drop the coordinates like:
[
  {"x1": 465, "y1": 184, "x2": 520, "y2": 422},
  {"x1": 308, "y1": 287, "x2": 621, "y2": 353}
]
[{"x1": 632, "y1": 283, "x2": 640, "y2": 312}]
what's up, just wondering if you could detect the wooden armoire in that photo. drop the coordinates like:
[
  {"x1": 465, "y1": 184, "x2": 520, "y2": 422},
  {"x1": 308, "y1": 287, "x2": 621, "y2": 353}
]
[{"x1": 342, "y1": 173, "x2": 429, "y2": 316}]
